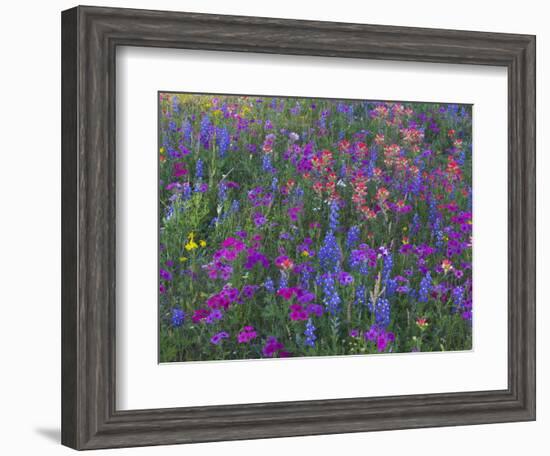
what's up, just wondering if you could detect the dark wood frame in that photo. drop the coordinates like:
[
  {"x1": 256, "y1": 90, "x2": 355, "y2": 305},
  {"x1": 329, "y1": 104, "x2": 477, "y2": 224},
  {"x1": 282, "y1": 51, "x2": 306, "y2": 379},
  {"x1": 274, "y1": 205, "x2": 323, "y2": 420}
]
[{"x1": 61, "y1": 5, "x2": 536, "y2": 450}]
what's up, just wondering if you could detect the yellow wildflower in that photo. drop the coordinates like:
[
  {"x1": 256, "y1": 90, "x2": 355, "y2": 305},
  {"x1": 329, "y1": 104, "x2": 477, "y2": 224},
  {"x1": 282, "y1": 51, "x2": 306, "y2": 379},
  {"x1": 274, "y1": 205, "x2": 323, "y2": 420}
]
[
  {"x1": 185, "y1": 240, "x2": 198, "y2": 251},
  {"x1": 301, "y1": 250, "x2": 310, "y2": 257},
  {"x1": 179, "y1": 256, "x2": 187, "y2": 262},
  {"x1": 199, "y1": 240, "x2": 207, "y2": 247}
]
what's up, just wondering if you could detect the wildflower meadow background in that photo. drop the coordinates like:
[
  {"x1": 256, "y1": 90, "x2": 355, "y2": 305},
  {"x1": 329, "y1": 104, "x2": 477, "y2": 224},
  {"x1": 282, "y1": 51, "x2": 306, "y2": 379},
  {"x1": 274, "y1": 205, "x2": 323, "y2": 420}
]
[{"x1": 158, "y1": 93, "x2": 472, "y2": 362}]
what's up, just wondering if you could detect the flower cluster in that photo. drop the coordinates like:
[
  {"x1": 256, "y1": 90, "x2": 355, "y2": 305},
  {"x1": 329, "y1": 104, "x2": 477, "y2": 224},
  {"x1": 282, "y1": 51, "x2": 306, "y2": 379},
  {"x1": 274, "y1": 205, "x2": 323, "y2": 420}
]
[{"x1": 159, "y1": 94, "x2": 473, "y2": 362}]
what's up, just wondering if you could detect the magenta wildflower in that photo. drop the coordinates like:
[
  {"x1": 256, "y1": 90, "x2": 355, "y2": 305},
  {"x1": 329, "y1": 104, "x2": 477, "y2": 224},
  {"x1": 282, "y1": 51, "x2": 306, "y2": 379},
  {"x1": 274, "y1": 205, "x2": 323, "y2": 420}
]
[
  {"x1": 277, "y1": 287, "x2": 297, "y2": 300},
  {"x1": 364, "y1": 325, "x2": 395, "y2": 352},
  {"x1": 237, "y1": 326, "x2": 257, "y2": 343},
  {"x1": 244, "y1": 249, "x2": 270, "y2": 269},
  {"x1": 289, "y1": 303, "x2": 308, "y2": 321},
  {"x1": 288, "y1": 206, "x2": 302, "y2": 221},
  {"x1": 262, "y1": 336, "x2": 285, "y2": 357},
  {"x1": 172, "y1": 162, "x2": 188, "y2": 178},
  {"x1": 192, "y1": 308, "x2": 211, "y2": 324}
]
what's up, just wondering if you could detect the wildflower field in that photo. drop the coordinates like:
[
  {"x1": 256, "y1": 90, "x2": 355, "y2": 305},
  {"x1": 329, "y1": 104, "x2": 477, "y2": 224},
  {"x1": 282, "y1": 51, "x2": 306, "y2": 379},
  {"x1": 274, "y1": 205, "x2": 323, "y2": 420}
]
[{"x1": 159, "y1": 93, "x2": 472, "y2": 362}]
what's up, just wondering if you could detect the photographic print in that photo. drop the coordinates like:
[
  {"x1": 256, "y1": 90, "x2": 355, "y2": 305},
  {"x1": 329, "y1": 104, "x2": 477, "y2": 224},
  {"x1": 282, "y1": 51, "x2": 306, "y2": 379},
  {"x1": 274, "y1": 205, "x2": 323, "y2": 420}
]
[{"x1": 158, "y1": 93, "x2": 472, "y2": 362}]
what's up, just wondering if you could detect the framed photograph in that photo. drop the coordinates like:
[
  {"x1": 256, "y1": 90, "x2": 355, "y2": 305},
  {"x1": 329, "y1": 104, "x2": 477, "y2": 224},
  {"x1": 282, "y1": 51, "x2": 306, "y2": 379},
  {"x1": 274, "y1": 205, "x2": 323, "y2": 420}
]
[{"x1": 61, "y1": 5, "x2": 536, "y2": 450}]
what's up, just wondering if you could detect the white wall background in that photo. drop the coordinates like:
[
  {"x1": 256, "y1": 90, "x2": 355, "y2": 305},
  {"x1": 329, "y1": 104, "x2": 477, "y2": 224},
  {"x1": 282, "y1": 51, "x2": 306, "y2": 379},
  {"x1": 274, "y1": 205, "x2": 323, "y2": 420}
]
[{"x1": 0, "y1": 0, "x2": 546, "y2": 454}]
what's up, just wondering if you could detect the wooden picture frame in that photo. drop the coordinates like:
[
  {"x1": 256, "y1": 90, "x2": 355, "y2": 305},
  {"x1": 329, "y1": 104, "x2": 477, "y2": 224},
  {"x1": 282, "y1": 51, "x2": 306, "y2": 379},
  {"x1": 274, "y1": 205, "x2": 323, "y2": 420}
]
[{"x1": 61, "y1": 5, "x2": 536, "y2": 450}]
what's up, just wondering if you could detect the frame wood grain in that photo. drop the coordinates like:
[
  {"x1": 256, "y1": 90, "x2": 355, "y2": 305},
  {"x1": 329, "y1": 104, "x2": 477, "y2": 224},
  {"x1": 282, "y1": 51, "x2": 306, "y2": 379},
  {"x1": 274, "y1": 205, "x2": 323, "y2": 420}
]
[{"x1": 61, "y1": 5, "x2": 536, "y2": 450}]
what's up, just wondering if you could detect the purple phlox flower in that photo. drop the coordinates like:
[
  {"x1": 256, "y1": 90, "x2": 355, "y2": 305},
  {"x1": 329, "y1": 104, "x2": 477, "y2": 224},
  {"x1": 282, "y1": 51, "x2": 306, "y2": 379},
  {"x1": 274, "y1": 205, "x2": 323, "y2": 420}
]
[
  {"x1": 399, "y1": 243, "x2": 414, "y2": 255},
  {"x1": 165, "y1": 182, "x2": 184, "y2": 192},
  {"x1": 237, "y1": 326, "x2": 257, "y2": 343},
  {"x1": 205, "y1": 309, "x2": 224, "y2": 324},
  {"x1": 160, "y1": 268, "x2": 172, "y2": 281},
  {"x1": 222, "y1": 236, "x2": 246, "y2": 251},
  {"x1": 365, "y1": 325, "x2": 378, "y2": 341},
  {"x1": 178, "y1": 144, "x2": 191, "y2": 156},
  {"x1": 210, "y1": 331, "x2": 229, "y2": 345},
  {"x1": 306, "y1": 303, "x2": 324, "y2": 317},
  {"x1": 196, "y1": 182, "x2": 209, "y2": 193},
  {"x1": 364, "y1": 324, "x2": 395, "y2": 352},
  {"x1": 221, "y1": 286, "x2": 240, "y2": 302},
  {"x1": 377, "y1": 330, "x2": 395, "y2": 352},
  {"x1": 235, "y1": 230, "x2": 248, "y2": 239},
  {"x1": 252, "y1": 212, "x2": 267, "y2": 227},
  {"x1": 309, "y1": 221, "x2": 321, "y2": 230},
  {"x1": 349, "y1": 244, "x2": 375, "y2": 273},
  {"x1": 206, "y1": 293, "x2": 230, "y2": 310},
  {"x1": 288, "y1": 206, "x2": 302, "y2": 221},
  {"x1": 241, "y1": 284, "x2": 258, "y2": 299},
  {"x1": 297, "y1": 290, "x2": 315, "y2": 304},
  {"x1": 203, "y1": 260, "x2": 233, "y2": 280},
  {"x1": 262, "y1": 336, "x2": 285, "y2": 357},
  {"x1": 244, "y1": 249, "x2": 270, "y2": 270},
  {"x1": 214, "y1": 237, "x2": 246, "y2": 262},
  {"x1": 396, "y1": 285, "x2": 410, "y2": 294},
  {"x1": 338, "y1": 271, "x2": 354, "y2": 286},
  {"x1": 248, "y1": 186, "x2": 274, "y2": 207}
]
